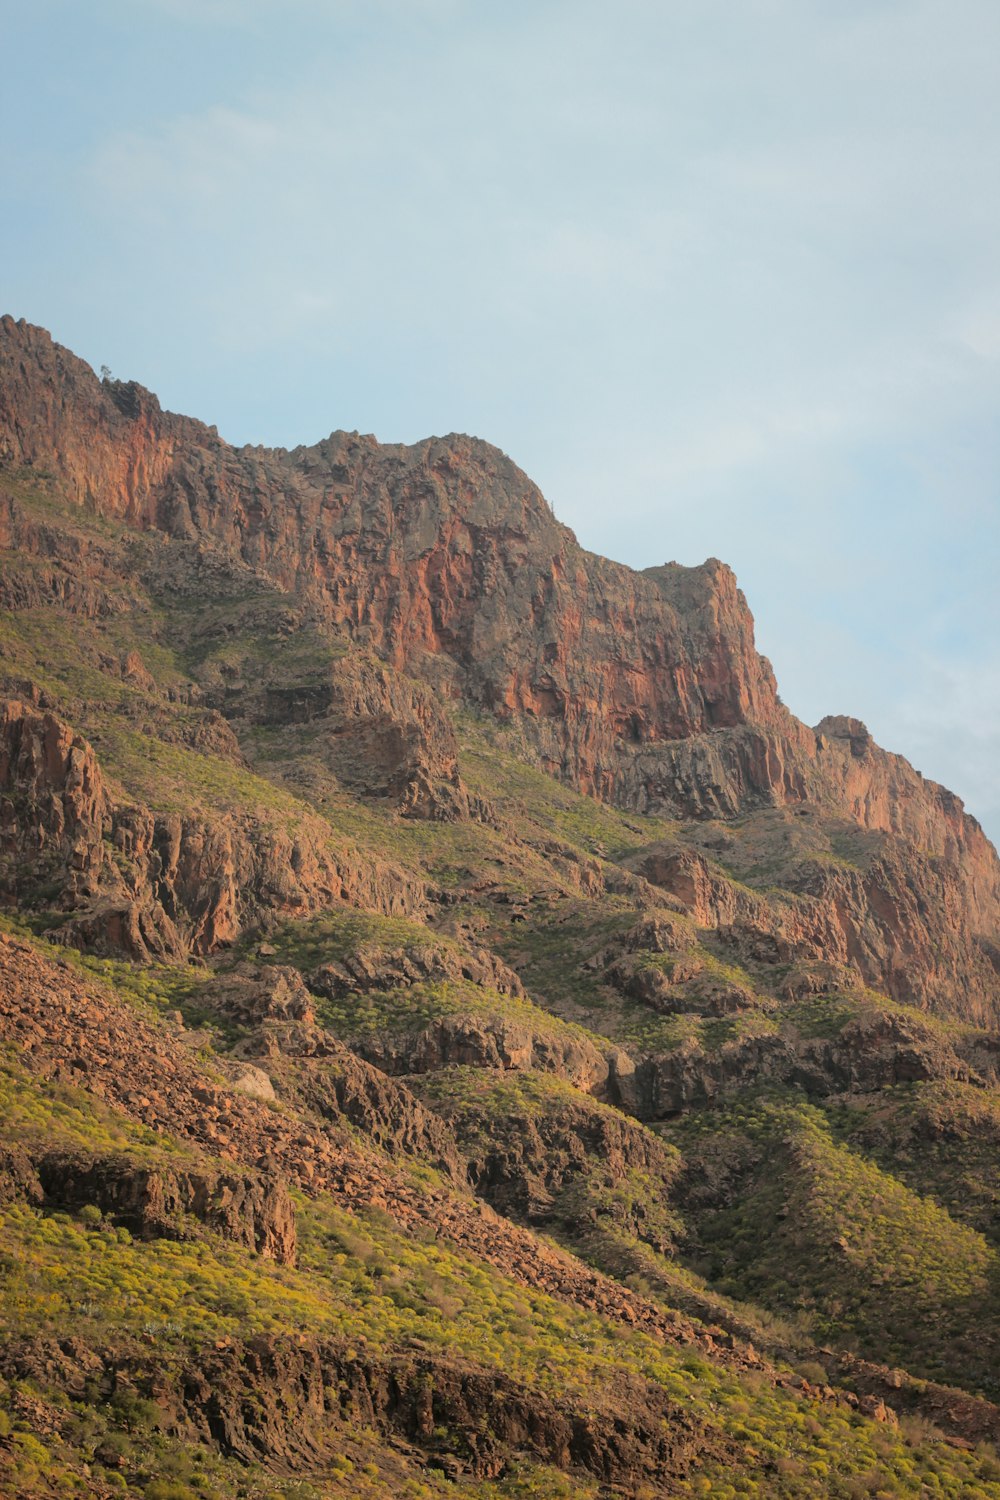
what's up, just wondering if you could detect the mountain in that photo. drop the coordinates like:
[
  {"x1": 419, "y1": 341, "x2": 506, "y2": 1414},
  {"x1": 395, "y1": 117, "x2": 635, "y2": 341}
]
[{"x1": 1, "y1": 315, "x2": 999, "y2": 1499}]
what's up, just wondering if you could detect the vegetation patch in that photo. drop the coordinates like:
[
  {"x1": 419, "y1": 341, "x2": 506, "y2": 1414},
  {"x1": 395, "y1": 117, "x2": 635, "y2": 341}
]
[{"x1": 665, "y1": 1094, "x2": 1000, "y2": 1397}]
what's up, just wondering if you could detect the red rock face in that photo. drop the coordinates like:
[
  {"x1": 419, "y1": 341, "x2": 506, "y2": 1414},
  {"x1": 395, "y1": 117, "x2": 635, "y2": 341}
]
[
  {"x1": 629, "y1": 839, "x2": 1000, "y2": 1028},
  {"x1": 0, "y1": 696, "x2": 109, "y2": 903},
  {"x1": 0, "y1": 697, "x2": 424, "y2": 960},
  {"x1": 0, "y1": 317, "x2": 780, "y2": 746},
  {"x1": 1, "y1": 314, "x2": 998, "y2": 951}
]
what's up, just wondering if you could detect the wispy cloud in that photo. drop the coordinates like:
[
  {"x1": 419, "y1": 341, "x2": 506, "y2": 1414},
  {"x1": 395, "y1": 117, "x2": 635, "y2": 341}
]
[{"x1": 5, "y1": 0, "x2": 998, "y2": 837}]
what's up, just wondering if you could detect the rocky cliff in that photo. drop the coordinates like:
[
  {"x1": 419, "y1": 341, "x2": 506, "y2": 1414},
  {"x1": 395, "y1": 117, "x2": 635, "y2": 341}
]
[
  {"x1": 2, "y1": 315, "x2": 997, "y2": 1010},
  {"x1": 0, "y1": 694, "x2": 424, "y2": 959},
  {"x1": 3, "y1": 316, "x2": 1000, "y2": 1500},
  {"x1": 4, "y1": 317, "x2": 992, "y2": 876}
]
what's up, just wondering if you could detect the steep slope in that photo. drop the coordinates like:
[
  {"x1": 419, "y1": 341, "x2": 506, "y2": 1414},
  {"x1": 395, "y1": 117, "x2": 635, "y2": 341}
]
[
  {"x1": 2, "y1": 316, "x2": 998, "y2": 1019},
  {"x1": 5, "y1": 924, "x2": 1000, "y2": 1500},
  {"x1": 2, "y1": 316, "x2": 1000, "y2": 1498},
  {"x1": 2, "y1": 316, "x2": 996, "y2": 878}
]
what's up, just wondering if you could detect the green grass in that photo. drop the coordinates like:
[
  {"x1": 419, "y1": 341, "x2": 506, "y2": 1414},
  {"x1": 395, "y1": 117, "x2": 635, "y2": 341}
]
[
  {"x1": 411, "y1": 1065, "x2": 684, "y2": 1249},
  {"x1": 170, "y1": 594, "x2": 347, "y2": 687},
  {"x1": 491, "y1": 898, "x2": 637, "y2": 1016},
  {"x1": 413, "y1": 1064, "x2": 591, "y2": 1119},
  {"x1": 244, "y1": 727, "x2": 602, "y2": 901},
  {"x1": 4, "y1": 1188, "x2": 1000, "y2": 1499},
  {"x1": 0, "y1": 1049, "x2": 190, "y2": 1162},
  {"x1": 317, "y1": 977, "x2": 607, "y2": 1057},
  {"x1": 785, "y1": 985, "x2": 970, "y2": 1044},
  {"x1": 456, "y1": 711, "x2": 679, "y2": 860},
  {"x1": 251, "y1": 909, "x2": 455, "y2": 972},
  {"x1": 0, "y1": 1201, "x2": 336, "y2": 1345},
  {"x1": 2, "y1": 1021, "x2": 996, "y2": 1497},
  {"x1": 602, "y1": 996, "x2": 780, "y2": 1057},
  {"x1": 665, "y1": 1094, "x2": 1000, "y2": 1397},
  {"x1": 684, "y1": 808, "x2": 880, "y2": 889},
  {"x1": 829, "y1": 1081, "x2": 1000, "y2": 1247},
  {"x1": 86, "y1": 716, "x2": 317, "y2": 818},
  {"x1": 239, "y1": 910, "x2": 613, "y2": 1054}
]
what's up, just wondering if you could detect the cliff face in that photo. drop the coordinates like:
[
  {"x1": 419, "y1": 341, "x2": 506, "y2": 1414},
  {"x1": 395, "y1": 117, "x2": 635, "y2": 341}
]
[
  {"x1": 0, "y1": 318, "x2": 983, "y2": 827},
  {"x1": 0, "y1": 318, "x2": 779, "y2": 753},
  {"x1": 2, "y1": 314, "x2": 997, "y2": 980},
  {"x1": 6, "y1": 317, "x2": 1000, "y2": 1498},
  {"x1": 0, "y1": 318, "x2": 774, "y2": 737},
  {"x1": 0, "y1": 696, "x2": 423, "y2": 959}
]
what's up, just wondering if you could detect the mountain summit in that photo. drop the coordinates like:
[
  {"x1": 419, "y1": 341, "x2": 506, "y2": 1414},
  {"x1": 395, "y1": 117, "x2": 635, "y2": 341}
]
[{"x1": 2, "y1": 318, "x2": 1000, "y2": 1498}]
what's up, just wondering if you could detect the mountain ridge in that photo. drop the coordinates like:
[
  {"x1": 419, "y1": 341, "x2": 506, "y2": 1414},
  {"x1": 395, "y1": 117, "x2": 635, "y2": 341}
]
[
  {"x1": 2, "y1": 315, "x2": 1000, "y2": 1498},
  {"x1": 0, "y1": 315, "x2": 993, "y2": 848}
]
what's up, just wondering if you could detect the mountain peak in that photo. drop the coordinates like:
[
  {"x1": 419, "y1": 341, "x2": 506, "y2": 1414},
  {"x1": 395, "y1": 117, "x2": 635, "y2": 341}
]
[
  {"x1": 0, "y1": 317, "x2": 995, "y2": 884},
  {"x1": 3, "y1": 318, "x2": 1000, "y2": 1496}
]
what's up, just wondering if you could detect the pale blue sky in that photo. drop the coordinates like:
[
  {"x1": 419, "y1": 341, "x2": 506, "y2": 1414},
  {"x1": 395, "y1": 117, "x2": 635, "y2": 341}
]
[{"x1": 3, "y1": 0, "x2": 998, "y2": 839}]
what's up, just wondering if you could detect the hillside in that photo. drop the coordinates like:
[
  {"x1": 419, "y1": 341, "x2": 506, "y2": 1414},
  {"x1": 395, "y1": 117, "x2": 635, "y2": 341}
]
[{"x1": 1, "y1": 316, "x2": 999, "y2": 1499}]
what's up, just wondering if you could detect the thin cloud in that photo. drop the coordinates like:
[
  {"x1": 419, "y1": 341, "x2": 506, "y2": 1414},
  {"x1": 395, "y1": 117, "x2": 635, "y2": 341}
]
[{"x1": 4, "y1": 0, "x2": 998, "y2": 840}]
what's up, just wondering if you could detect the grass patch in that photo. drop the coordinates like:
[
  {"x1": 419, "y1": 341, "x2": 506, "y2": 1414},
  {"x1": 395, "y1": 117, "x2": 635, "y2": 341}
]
[
  {"x1": 0, "y1": 1049, "x2": 188, "y2": 1162},
  {"x1": 666, "y1": 1094, "x2": 1000, "y2": 1397}
]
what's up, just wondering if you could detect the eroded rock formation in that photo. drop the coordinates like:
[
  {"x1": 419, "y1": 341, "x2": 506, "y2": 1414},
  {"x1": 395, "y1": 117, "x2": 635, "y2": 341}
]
[{"x1": 0, "y1": 695, "x2": 424, "y2": 958}]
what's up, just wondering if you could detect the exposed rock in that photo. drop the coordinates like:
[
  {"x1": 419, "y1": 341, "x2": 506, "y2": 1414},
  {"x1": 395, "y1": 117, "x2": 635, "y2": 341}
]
[
  {"x1": 181, "y1": 1336, "x2": 725, "y2": 1487},
  {"x1": 0, "y1": 1144, "x2": 44, "y2": 1207},
  {"x1": 630, "y1": 836, "x2": 1000, "y2": 1026},
  {"x1": 120, "y1": 648, "x2": 155, "y2": 692},
  {"x1": 303, "y1": 653, "x2": 492, "y2": 823},
  {"x1": 0, "y1": 1333, "x2": 732, "y2": 1491},
  {"x1": 0, "y1": 696, "x2": 425, "y2": 960},
  {"x1": 263, "y1": 1050, "x2": 470, "y2": 1185},
  {"x1": 606, "y1": 951, "x2": 762, "y2": 1018},
  {"x1": 624, "y1": 911, "x2": 695, "y2": 953},
  {"x1": 628, "y1": 847, "x2": 753, "y2": 929},
  {"x1": 226, "y1": 1061, "x2": 277, "y2": 1101},
  {"x1": 3, "y1": 318, "x2": 996, "y2": 930},
  {"x1": 0, "y1": 696, "x2": 109, "y2": 906},
  {"x1": 0, "y1": 933, "x2": 765, "y2": 1366},
  {"x1": 412, "y1": 1074, "x2": 681, "y2": 1253},
  {"x1": 213, "y1": 993, "x2": 470, "y2": 1183},
  {"x1": 612, "y1": 1007, "x2": 993, "y2": 1121},
  {"x1": 0, "y1": 320, "x2": 779, "y2": 750},
  {"x1": 350, "y1": 1012, "x2": 612, "y2": 1095},
  {"x1": 830, "y1": 1353, "x2": 1000, "y2": 1450},
  {"x1": 202, "y1": 962, "x2": 317, "y2": 1026},
  {"x1": 775, "y1": 960, "x2": 863, "y2": 1000},
  {"x1": 310, "y1": 939, "x2": 525, "y2": 1002},
  {"x1": 32, "y1": 1149, "x2": 296, "y2": 1263}
]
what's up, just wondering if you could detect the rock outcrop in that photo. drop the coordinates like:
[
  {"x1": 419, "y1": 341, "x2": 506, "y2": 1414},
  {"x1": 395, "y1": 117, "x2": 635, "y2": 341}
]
[
  {"x1": 349, "y1": 1012, "x2": 614, "y2": 1095},
  {"x1": 0, "y1": 320, "x2": 778, "y2": 745},
  {"x1": 628, "y1": 837, "x2": 1000, "y2": 1026},
  {"x1": 0, "y1": 1137, "x2": 296, "y2": 1262},
  {"x1": 0, "y1": 695, "x2": 424, "y2": 958},
  {"x1": 2, "y1": 316, "x2": 998, "y2": 1002},
  {"x1": 0, "y1": 696, "x2": 108, "y2": 905},
  {"x1": 33, "y1": 1151, "x2": 297, "y2": 1263},
  {"x1": 0, "y1": 1144, "x2": 45, "y2": 1208},
  {"x1": 414, "y1": 1074, "x2": 682, "y2": 1253},
  {"x1": 0, "y1": 1333, "x2": 732, "y2": 1490},
  {"x1": 2, "y1": 320, "x2": 993, "y2": 874},
  {"x1": 309, "y1": 937, "x2": 526, "y2": 1003},
  {"x1": 0, "y1": 933, "x2": 761, "y2": 1362},
  {"x1": 612, "y1": 1009, "x2": 996, "y2": 1121},
  {"x1": 5, "y1": 317, "x2": 1000, "y2": 1499},
  {"x1": 218, "y1": 998, "x2": 472, "y2": 1185}
]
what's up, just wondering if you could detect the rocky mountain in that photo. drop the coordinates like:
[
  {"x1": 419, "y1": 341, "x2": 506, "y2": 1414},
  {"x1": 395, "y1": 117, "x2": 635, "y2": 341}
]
[{"x1": 1, "y1": 315, "x2": 999, "y2": 1499}]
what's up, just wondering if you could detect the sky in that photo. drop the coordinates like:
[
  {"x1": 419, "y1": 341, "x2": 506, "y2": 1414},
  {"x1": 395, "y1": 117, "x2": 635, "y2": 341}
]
[{"x1": 2, "y1": 0, "x2": 998, "y2": 841}]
